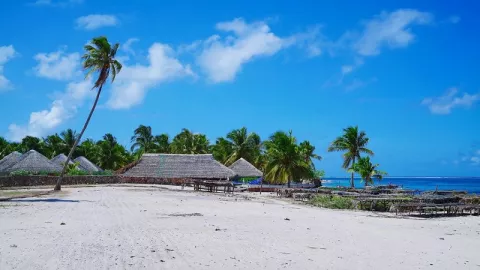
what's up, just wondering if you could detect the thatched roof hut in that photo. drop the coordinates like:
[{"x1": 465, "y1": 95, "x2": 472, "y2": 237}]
[
  {"x1": 51, "y1": 154, "x2": 74, "y2": 167},
  {"x1": 3, "y1": 150, "x2": 62, "y2": 173},
  {"x1": 122, "y1": 154, "x2": 236, "y2": 180},
  {"x1": 0, "y1": 151, "x2": 22, "y2": 172},
  {"x1": 228, "y1": 158, "x2": 263, "y2": 178},
  {"x1": 74, "y1": 156, "x2": 102, "y2": 172}
]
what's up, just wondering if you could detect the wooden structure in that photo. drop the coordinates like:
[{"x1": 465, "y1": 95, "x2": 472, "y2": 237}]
[{"x1": 193, "y1": 180, "x2": 235, "y2": 193}]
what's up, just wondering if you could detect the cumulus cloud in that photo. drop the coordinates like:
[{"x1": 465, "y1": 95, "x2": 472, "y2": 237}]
[
  {"x1": 7, "y1": 80, "x2": 94, "y2": 141},
  {"x1": 196, "y1": 18, "x2": 286, "y2": 82},
  {"x1": 76, "y1": 14, "x2": 119, "y2": 30},
  {"x1": 422, "y1": 88, "x2": 480, "y2": 115},
  {"x1": 196, "y1": 18, "x2": 321, "y2": 83},
  {"x1": 122, "y1": 38, "x2": 139, "y2": 56},
  {"x1": 106, "y1": 43, "x2": 195, "y2": 109},
  {"x1": 0, "y1": 45, "x2": 16, "y2": 91},
  {"x1": 354, "y1": 9, "x2": 433, "y2": 56},
  {"x1": 33, "y1": 49, "x2": 80, "y2": 80}
]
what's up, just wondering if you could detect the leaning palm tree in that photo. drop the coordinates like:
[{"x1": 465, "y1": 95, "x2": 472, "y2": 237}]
[
  {"x1": 54, "y1": 36, "x2": 122, "y2": 191},
  {"x1": 350, "y1": 156, "x2": 387, "y2": 187},
  {"x1": 327, "y1": 126, "x2": 373, "y2": 188}
]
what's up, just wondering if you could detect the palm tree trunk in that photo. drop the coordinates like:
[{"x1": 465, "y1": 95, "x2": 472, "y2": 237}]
[
  {"x1": 287, "y1": 179, "x2": 291, "y2": 188},
  {"x1": 350, "y1": 157, "x2": 355, "y2": 188},
  {"x1": 54, "y1": 85, "x2": 103, "y2": 191}
]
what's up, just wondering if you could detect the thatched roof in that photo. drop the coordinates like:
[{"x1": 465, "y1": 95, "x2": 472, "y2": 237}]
[
  {"x1": 74, "y1": 156, "x2": 102, "y2": 172},
  {"x1": 229, "y1": 158, "x2": 263, "y2": 178},
  {"x1": 122, "y1": 154, "x2": 236, "y2": 180},
  {"x1": 51, "y1": 154, "x2": 74, "y2": 167},
  {"x1": 0, "y1": 151, "x2": 22, "y2": 172},
  {"x1": 3, "y1": 150, "x2": 62, "y2": 173}
]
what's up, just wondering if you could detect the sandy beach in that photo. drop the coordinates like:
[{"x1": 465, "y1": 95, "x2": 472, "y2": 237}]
[{"x1": 0, "y1": 185, "x2": 479, "y2": 270}]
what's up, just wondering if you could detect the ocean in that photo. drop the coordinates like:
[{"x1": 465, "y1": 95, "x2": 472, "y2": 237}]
[{"x1": 323, "y1": 177, "x2": 480, "y2": 194}]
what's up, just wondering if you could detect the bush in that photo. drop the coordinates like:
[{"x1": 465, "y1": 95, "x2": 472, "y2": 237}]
[
  {"x1": 309, "y1": 195, "x2": 355, "y2": 210},
  {"x1": 67, "y1": 169, "x2": 89, "y2": 176},
  {"x1": 93, "y1": 170, "x2": 113, "y2": 176},
  {"x1": 10, "y1": 170, "x2": 30, "y2": 176}
]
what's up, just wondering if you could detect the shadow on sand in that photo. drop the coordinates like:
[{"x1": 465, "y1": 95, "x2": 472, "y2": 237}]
[{"x1": 10, "y1": 198, "x2": 81, "y2": 203}]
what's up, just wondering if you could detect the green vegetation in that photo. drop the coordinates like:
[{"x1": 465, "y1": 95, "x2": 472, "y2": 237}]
[
  {"x1": 264, "y1": 131, "x2": 321, "y2": 187},
  {"x1": 349, "y1": 156, "x2": 387, "y2": 187},
  {"x1": 328, "y1": 126, "x2": 374, "y2": 188},
  {"x1": 309, "y1": 195, "x2": 355, "y2": 210}
]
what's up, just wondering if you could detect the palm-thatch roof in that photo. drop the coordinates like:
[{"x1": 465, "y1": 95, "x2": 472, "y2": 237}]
[
  {"x1": 74, "y1": 156, "x2": 102, "y2": 172},
  {"x1": 50, "y1": 154, "x2": 74, "y2": 167},
  {"x1": 228, "y1": 158, "x2": 263, "y2": 178},
  {"x1": 0, "y1": 151, "x2": 22, "y2": 172},
  {"x1": 3, "y1": 150, "x2": 62, "y2": 173},
  {"x1": 122, "y1": 154, "x2": 236, "y2": 180}
]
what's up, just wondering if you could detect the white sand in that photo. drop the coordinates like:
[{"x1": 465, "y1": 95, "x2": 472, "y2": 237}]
[{"x1": 0, "y1": 185, "x2": 479, "y2": 270}]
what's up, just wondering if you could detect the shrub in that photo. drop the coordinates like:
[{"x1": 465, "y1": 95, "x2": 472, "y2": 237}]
[
  {"x1": 10, "y1": 170, "x2": 30, "y2": 176},
  {"x1": 309, "y1": 195, "x2": 355, "y2": 210}
]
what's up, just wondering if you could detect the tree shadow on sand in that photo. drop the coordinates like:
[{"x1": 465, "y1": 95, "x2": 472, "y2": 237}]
[{"x1": 9, "y1": 198, "x2": 84, "y2": 203}]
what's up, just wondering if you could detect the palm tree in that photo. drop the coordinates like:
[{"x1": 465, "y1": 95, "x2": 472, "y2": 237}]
[
  {"x1": 55, "y1": 36, "x2": 122, "y2": 191},
  {"x1": 152, "y1": 134, "x2": 170, "y2": 153},
  {"x1": 19, "y1": 136, "x2": 43, "y2": 153},
  {"x1": 327, "y1": 126, "x2": 373, "y2": 188},
  {"x1": 264, "y1": 131, "x2": 313, "y2": 187},
  {"x1": 43, "y1": 134, "x2": 64, "y2": 158},
  {"x1": 224, "y1": 127, "x2": 262, "y2": 166},
  {"x1": 60, "y1": 129, "x2": 78, "y2": 153},
  {"x1": 212, "y1": 137, "x2": 234, "y2": 164},
  {"x1": 97, "y1": 133, "x2": 129, "y2": 170},
  {"x1": 77, "y1": 139, "x2": 99, "y2": 163},
  {"x1": 170, "y1": 129, "x2": 209, "y2": 154},
  {"x1": 299, "y1": 141, "x2": 322, "y2": 168},
  {"x1": 130, "y1": 125, "x2": 154, "y2": 153},
  {"x1": 0, "y1": 137, "x2": 11, "y2": 159},
  {"x1": 350, "y1": 157, "x2": 387, "y2": 187}
]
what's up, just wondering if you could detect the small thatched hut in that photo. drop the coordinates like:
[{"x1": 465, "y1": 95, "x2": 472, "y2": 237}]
[
  {"x1": 122, "y1": 154, "x2": 236, "y2": 180},
  {"x1": 51, "y1": 154, "x2": 75, "y2": 167},
  {"x1": 0, "y1": 151, "x2": 22, "y2": 173},
  {"x1": 228, "y1": 158, "x2": 263, "y2": 178},
  {"x1": 74, "y1": 156, "x2": 102, "y2": 172},
  {"x1": 2, "y1": 150, "x2": 62, "y2": 174}
]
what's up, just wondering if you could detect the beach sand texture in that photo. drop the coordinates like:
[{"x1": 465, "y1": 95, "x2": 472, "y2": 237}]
[{"x1": 0, "y1": 185, "x2": 479, "y2": 269}]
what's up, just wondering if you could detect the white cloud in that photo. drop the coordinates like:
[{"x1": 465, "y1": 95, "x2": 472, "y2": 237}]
[
  {"x1": 122, "y1": 38, "x2": 139, "y2": 56},
  {"x1": 448, "y1": 15, "x2": 461, "y2": 24},
  {"x1": 196, "y1": 18, "x2": 287, "y2": 83},
  {"x1": 422, "y1": 88, "x2": 480, "y2": 115},
  {"x1": 345, "y1": 77, "x2": 377, "y2": 91},
  {"x1": 7, "y1": 79, "x2": 94, "y2": 141},
  {"x1": 341, "y1": 65, "x2": 354, "y2": 75},
  {"x1": 471, "y1": 156, "x2": 480, "y2": 165},
  {"x1": 33, "y1": 49, "x2": 80, "y2": 80},
  {"x1": 0, "y1": 45, "x2": 16, "y2": 91},
  {"x1": 32, "y1": 0, "x2": 83, "y2": 7},
  {"x1": 196, "y1": 18, "x2": 321, "y2": 83},
  {"x1": 354, "y1": 9, "x2": 433, "y2": 56},
  {"x1": 76, "y1": 14, "x2": 119, "y2": 30},
  {"x1": 106, "y1": 43, "x2": 195, "y2": 109}
]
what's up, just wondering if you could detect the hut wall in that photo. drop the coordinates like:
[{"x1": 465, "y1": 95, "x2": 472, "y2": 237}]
[{"x1": 0, "y1": 176, "x2": 198, "y2": 187}]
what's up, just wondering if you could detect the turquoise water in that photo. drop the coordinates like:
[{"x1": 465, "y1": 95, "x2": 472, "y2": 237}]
[{"x1": 323, "y1": 177, "x2": 480, "y2": 194}]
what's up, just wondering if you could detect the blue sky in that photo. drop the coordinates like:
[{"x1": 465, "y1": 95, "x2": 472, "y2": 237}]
[{"x1": 0, "y1": 0, "x2": 479, "y2": 176}]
